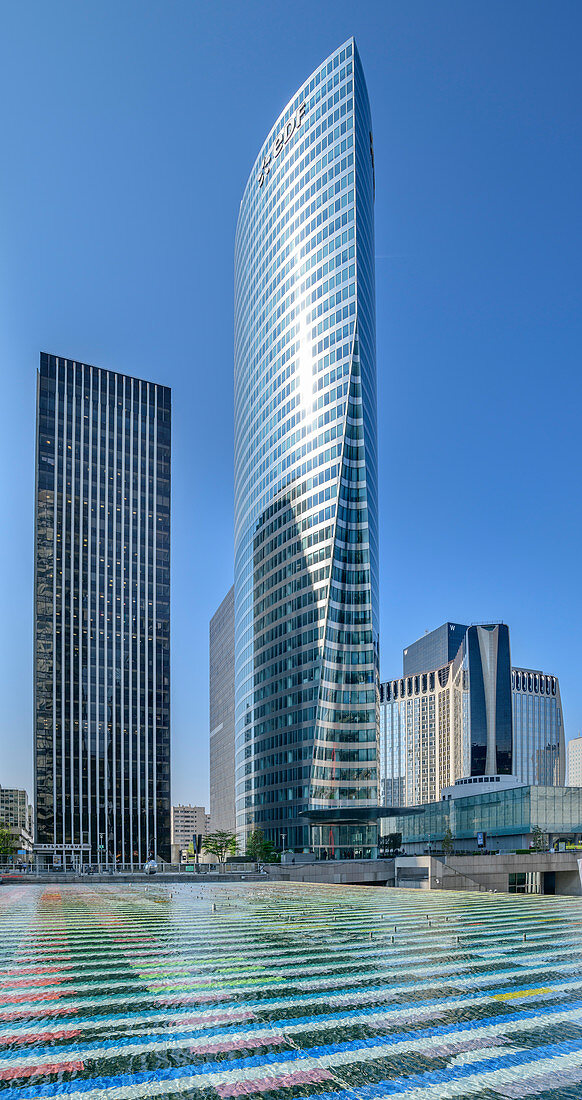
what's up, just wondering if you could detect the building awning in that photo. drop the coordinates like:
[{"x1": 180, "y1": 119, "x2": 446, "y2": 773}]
[{"x1": 299, "y1": 806, "x2": 422, "y2": 825}]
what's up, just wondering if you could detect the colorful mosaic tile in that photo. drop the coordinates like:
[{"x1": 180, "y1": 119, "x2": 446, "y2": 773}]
[{"x1": 1, "y1": 883, "x2": 582, "y2": 1097}]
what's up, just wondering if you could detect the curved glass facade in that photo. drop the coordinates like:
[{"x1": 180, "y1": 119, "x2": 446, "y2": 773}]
[{"x1": 234, "y1": 39, "x2": 378, "y2": 854}]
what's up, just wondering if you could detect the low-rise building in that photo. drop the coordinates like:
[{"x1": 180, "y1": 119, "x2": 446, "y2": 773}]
[
  {"x1": 381, "y1": 781, "x2": 582, "y2": 855},
  {"x1": 0, "y1": 787, "x2": 33, "y2": 861},
  {"x1": 171, "y1": 805, "x2": 210, "y2": 851}
]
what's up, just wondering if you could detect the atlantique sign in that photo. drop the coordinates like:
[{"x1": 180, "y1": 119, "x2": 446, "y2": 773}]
[{"x1": 258, "y1": 100, "x2": 307, "y2": 188}]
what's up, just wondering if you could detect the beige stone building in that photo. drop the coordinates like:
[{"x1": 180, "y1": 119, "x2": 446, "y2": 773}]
[{"x1": 171, "y1": 805, "x2": 210, "y2": 850}]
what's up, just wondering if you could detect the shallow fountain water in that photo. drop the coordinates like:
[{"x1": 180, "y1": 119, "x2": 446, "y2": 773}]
[{"x1": 1, "y1": 882, "x2": 582, "y2": 1097}]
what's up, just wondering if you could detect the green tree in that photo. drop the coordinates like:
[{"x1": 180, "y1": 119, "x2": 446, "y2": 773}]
[
  {"x1": 531, "y1": 826, "x2": 546, "y2": 852},
  {"x1": 0, "y1": 824, "x2": 16, "y2": 859},
  {"x1": 384, "y1": 832, "x2": 402, "y2": 856},
  {"x1": 442, "y1": 827, "x2": 454, "y2": 857},
  {"x1": 202, "y1": 831, "x2": 238, "y2": 864},
  {"x1": 245, "y1": 828, "x2": 279, "y2": 863}
]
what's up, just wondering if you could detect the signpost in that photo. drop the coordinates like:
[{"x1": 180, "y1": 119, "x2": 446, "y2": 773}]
[{"x1": 191, "y1": 834, "x2": 203, "y2": 868}]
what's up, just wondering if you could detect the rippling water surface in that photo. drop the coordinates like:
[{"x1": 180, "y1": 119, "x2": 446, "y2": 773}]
[{"x1": 2, "y1": 882, "x2": 582, "y2": 1097}]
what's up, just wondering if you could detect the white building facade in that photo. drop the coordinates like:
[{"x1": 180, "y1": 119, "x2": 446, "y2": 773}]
[{"x1": 567, "y1": 735, "x2": 582, "y2": 786}]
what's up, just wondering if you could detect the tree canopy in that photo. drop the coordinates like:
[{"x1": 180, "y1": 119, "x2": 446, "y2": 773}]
[
  {"x1": 383, "y1": 832, "x2": 402, "y2": 856},
  {"x1": 441, "y1": 827, "x2": 454, "y2": 856},
  {"x1": 531, "y1": 825, "x2": 546, "y2": 852},
  {"x1": 0, "y1": 824, "x2": 16, "y2": 858},
  {"x1": 202, "y1": 831, "x2": 237, "y2": 863},
  {"x1": 245, "y1": 828, "x2": 279, "y2": 863}
]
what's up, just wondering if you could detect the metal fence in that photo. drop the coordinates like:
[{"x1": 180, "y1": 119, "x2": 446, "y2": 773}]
[{"x1": 0, "y1": 861, "x2": 261, "y2": 877}]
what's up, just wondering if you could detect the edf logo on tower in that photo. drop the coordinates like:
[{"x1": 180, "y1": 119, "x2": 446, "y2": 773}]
[{"x1": 257, "y1": 101, "x2": 307, "y2": 188}]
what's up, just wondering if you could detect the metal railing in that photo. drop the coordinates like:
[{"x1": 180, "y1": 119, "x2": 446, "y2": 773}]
[{"x1": 1, "y1": 861, "x2": 262, "y2": 877}]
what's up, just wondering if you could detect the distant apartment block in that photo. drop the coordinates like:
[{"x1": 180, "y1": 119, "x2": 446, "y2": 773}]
[
  {"x1": 209, "y1": 587, "x2": 235, "y2": 833},
  {"x1": 0, "y1": 787, "x2": 32, "y2": 834},
  {"x1": 0, "y1": 787, "x2": 33, "y2": 855},
  {"x1": 171, "y1": 805, "x2": 210, "y2": 849}
]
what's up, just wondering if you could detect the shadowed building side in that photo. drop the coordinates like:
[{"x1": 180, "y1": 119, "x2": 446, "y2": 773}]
[{"x1": 209, "y1": 586, "x2": 236, "y2": 834}]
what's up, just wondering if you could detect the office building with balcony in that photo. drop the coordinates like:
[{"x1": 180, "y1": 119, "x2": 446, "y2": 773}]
[
  {"x1": 34, "y1": 353, "x2": 171, "y2": 868},
  {"x1": 234, "y1": 39, "x2": 379, "y2": 857}
]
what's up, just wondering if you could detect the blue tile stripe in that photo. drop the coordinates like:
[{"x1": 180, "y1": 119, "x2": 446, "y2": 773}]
[
  {"x1": 9, "y1": 1035, "x2": 582, "y2": 1098},
  {"x1": 3, "y1": 996, "x2": 582, "y2": 1065}
]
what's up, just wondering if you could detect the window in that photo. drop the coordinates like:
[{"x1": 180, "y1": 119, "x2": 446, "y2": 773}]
[{"x1": 509, "y1": 872, "x2": 541, "y2": 894}]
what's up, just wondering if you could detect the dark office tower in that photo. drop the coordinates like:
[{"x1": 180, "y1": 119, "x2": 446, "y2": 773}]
[
  {"x1": 403, "y1": 623, "x2": 467, "y2": 677},
  {"x1": 234, "y1": 39, "x2": 379, "y2": 857},
  {"x1": 461, "y1": 624, "x2": 513, "y2": 776},
  {"x1": 209, "y1": 586, "x2": 236, "y2": 833},
  {"x1": 34, "y1": 353, "x2": 171, "y2": 868}
]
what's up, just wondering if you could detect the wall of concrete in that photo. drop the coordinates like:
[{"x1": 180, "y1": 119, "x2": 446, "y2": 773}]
[
  {"x1": 267, "y1": 859, "x2": 395, "y2": 887},
  {"x1": 555, "y1": 869, "x2": 582, "y2": 896},
  {"x1": 396, "y1": 852, "x2": 582, "y2": 895},
  {"x1": 8, "y1": 851, "x2": 581, "y2": 895}
]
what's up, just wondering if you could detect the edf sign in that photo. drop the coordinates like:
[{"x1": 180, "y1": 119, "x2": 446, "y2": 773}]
[{"x1": 258, "y1": 101, "x2": 307, "y2": 188}]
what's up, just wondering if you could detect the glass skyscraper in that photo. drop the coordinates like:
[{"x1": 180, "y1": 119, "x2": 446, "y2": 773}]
[
  {"x1": 34, "y1": 353, "x2": 171, "y2": 867},
  {"x1": 234, "y1": 39, "x2": 379, "y2": 856}
]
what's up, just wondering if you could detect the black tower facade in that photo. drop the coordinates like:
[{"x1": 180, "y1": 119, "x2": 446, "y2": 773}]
[{"x1": 34, "y1": 354, "x2": 171, "y2": 866}]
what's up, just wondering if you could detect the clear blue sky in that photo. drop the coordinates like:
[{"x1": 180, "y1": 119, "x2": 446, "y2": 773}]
[{"x1": 1, "y1": 1, "x2": 581, "y2": 807}]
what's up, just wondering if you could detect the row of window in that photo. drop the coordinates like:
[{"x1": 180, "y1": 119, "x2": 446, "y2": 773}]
[
  {"x1": 381, "y1": 669, "x2": 558, "y2": 702},
  {"x1": 512, "y1": 670, "x2": 557, "y2": 695},
  {"x1": 380, "y1": 672, "x2": 441, "y2": 701}
]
